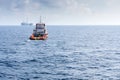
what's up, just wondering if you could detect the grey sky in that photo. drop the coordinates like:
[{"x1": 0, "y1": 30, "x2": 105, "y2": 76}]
[{"x1": 0, "y1": 0, "x2": 120, "y2": 25}]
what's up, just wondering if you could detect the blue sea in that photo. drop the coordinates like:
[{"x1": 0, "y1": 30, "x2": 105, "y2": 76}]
[{"x1": 0, "y1": 25, "x2": 120, "y2": 80}]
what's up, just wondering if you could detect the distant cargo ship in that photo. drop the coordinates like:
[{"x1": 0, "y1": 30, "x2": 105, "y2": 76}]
[
  {"x1": 21, "y1": 17, "x2": 33, "y2": 26},
  {"x1": 21, "y1": 22, "x2": 33, "y2": 26}
]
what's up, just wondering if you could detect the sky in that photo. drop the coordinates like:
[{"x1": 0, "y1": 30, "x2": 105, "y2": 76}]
[{"x1": 0, "y1": 0, "x2": 120, "y2": 25}]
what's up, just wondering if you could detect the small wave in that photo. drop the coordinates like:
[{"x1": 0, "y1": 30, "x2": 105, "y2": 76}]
[
  {"x1": 26, "y1": 40, "x2": 31, "y2": 42},
  {"x1": 55, "y1": 78, "x2": 86, "y2": 80},
  {"x1": 115, "y1": 52, "x2": 120, "y2": 55},
  {"x1": 0, "y1": 60, "x2": 20, "y2": 69},
  {"x1": 19, "y1": 77, "x2": 30, "y2": 80},
  {"x1": 22, "y1": 59, "x2": 42, "y2": 64},
  {"x1": 40, "y1": 72, "x2": 51, "y2": 75},
  {"x1": 0, "y1": 72, "x2": 15, "y2": 79},
  {"x1": 13, "y1": 42, "x2": 26, "y2": 46},
  {"x1": 55, "y1": 72, "x2": 71, "y2": 76}
]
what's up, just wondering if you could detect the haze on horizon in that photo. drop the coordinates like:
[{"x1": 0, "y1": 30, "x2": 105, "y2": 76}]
[{"x1": 0, "y1": 0, "x2": 120, "y2": 25}]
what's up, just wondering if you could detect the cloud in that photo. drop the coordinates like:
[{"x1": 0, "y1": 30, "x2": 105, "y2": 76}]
[
  {"x1": 0, "y1": 0, "x2": 120, "y2": 25},
  {"x1": 64, "y1": 2, "x2": 92, "y2": 15},
  {"x1": 0, "y1": 0, "x2": 93, "y2": 15},
  {"x1": 0, "y1": 0, "x2": 120, "y2": 14}
]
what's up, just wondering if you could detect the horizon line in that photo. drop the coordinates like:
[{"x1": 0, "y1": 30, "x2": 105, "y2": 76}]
[{"x1": 1, "y1": 24, "x2": 120, "y2": 26}]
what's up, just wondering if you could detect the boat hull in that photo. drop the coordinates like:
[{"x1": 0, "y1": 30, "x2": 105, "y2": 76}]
[{"x1": 29, "y1": 34, "x2": 48, "y2": 40}]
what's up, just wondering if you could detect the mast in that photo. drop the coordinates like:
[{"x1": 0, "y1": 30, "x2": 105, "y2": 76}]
[
  {"x1": 26, "y1": 17, "x2": 28, "y2": 24},
  {"x1": 40, "y1": 16, "x2": 41, "y2": 23}
]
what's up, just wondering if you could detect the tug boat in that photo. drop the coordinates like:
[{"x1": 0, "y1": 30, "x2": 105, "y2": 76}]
[{"x1": 29, "y1": 17, "x2": 48, "y2": 40}]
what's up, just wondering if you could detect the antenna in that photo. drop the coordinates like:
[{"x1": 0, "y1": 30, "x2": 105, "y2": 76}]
[
  {"x1": 26, "y1": 17, "x2": 28, "y2": 23},
  {"x1": 40, "y1": 16, "x2": 41, "y2": 23}
]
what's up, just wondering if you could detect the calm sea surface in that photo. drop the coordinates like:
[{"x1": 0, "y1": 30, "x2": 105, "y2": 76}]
[{"x1": 0, "y1": 25, "x2": 120, "y2": 80}]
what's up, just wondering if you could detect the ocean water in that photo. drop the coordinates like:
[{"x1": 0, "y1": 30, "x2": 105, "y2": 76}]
[{"x1": 0, "y1": 25, "x2": 120, "y2": 80}]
